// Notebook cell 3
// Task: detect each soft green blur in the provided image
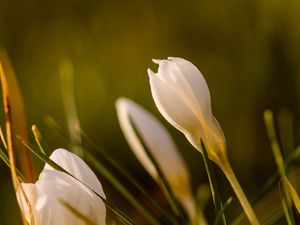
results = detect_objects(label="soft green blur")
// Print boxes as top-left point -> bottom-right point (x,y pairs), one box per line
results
0,0 -> 300,224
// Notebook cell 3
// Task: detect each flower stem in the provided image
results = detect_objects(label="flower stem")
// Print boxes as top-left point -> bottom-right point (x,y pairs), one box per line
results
220,162 -> 260,225
201,141 -> 227,225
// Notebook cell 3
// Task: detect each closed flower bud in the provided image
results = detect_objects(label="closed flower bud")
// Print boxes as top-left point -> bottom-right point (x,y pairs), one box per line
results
17,148 -> 106,225
148,57 -> 226,164
116,98 -> 199,221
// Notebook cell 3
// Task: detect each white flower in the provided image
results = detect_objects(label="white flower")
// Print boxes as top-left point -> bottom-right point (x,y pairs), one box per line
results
115,98 -> 197,221
148,57 -> 226,164
17,148 -> 106,225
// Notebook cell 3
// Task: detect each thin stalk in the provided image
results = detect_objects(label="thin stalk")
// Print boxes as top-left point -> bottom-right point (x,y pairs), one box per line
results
232,145 -> 300,225
264,110 -> 295,224
279,180 -> 294,225
77,127 -> 179,224
62,201 -> 98,225
213,197 -> 232,225
0,148 -> 26,182
59,59 -> 83,156
0,61 -> 33,225
32,125 -> 46,154
85,151 -> 162,225
45,117 -> 178,224
200,141 -> 227,225
220,162 -> 260,225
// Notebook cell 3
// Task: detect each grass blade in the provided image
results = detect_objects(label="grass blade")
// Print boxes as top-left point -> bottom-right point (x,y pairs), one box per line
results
213,197 -> 232,225
279,180 -> 294,225
59,59 -> 83,156
77,127 -> 178,224
32,125 -> 47,155
264,110 -> 295,224
0,148 -> 26,182
283,178 -> 300,214
0,54 -> 34,225
61,201 -> 98,225
85,151 -> 162,225
0,49 -> 35,181
200,140 -> 227,225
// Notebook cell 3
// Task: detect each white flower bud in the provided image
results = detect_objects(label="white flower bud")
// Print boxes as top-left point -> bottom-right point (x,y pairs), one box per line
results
116,98 -> 197,220
148,57 -> 226,164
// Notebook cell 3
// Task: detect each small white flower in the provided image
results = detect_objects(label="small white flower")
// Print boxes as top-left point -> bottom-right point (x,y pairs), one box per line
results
148,57 -> 226,164
115,98 -> 198,221
17,148 -> 106,225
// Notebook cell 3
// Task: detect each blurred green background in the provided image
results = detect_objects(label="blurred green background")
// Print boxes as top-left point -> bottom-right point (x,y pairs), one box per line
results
0,0 -> 300,224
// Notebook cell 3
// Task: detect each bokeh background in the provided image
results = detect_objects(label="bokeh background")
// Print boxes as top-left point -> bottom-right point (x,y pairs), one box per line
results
0,0 -> 300,224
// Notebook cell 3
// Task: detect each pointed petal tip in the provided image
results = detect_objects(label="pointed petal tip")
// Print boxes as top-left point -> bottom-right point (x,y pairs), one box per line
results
147,68 -> 155,78
115,97 -> 127,106
115,97 -> 133,112
167,56 -> 184,63
152,59 -> 161,64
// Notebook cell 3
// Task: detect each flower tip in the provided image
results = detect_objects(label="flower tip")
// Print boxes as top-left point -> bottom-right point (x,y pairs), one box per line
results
115,97 -> 126,105
115,97 -> 131,112
51,148 -> 69,157
152,59 -> 161,64
147,68 -> 155,78
167,56 -> 184,63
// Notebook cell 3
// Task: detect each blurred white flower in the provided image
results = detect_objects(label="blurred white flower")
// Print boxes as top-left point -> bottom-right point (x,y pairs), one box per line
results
116,98 -> 202,223
17,148 -> 106,225
148,57 -> 226,164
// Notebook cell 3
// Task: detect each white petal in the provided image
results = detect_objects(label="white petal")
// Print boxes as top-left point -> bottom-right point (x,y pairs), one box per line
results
147,68 -> 156,78
116,98 -> 187,181
152,59 -> 162,64
116,98 -> 158,178
18,149 -> 106,225
158,58 -> 212,117
35,170 -> 106,225
44,148 -> 105,197
149,73 -> 203,140
116,98 -> 195,218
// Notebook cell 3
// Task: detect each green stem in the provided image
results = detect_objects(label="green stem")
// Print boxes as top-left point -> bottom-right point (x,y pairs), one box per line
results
220,162 -> 260,225
201,141 -> 227,225
85,152 -> 162,225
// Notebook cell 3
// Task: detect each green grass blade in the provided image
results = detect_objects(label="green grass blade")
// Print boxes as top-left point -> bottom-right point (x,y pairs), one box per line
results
77,127 -> 178,224
213,197 -> 232,225
0,148 -> 26,182
232,145 -> 300,225
32,125 -> 47,155
264,110 -> 295,224
283,178 -> 300,214
264,110 -> 285,176
59,59 -> 83,156
85,151 -> 162,225
200,140 -> 227,225
261,207 -> 283,225
61,201 -> 98,225
252,145 -> 300,203
279,180 -> 294,225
